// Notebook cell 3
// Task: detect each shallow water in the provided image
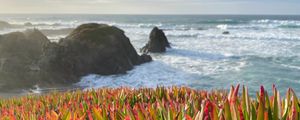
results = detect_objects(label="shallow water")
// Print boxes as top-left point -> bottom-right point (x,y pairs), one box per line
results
1,14 -> 300,96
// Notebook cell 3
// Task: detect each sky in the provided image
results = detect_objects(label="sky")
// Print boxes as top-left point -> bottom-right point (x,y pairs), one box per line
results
0,0 -> 299,15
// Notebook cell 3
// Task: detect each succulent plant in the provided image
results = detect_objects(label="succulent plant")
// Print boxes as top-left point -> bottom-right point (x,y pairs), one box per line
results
0,85 -> 299,120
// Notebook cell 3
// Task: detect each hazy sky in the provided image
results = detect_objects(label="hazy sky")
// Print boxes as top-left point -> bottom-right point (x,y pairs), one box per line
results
0,0 -> 299,15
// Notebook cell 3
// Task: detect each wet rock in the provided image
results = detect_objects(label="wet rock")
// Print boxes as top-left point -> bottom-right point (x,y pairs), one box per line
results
139,54 -> 152,63
0,23 -> 153,91
141,27 -> 170,53
222,31 -> 230,35
41,23 -> 152,82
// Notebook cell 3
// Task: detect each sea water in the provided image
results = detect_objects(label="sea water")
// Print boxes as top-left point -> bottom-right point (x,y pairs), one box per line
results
1,14 -> 300,95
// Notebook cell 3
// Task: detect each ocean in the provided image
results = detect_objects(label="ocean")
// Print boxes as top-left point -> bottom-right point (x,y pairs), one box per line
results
1,14 -> 300,96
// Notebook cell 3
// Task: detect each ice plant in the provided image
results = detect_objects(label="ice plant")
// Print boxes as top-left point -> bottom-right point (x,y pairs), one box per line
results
0,85 -> 299,120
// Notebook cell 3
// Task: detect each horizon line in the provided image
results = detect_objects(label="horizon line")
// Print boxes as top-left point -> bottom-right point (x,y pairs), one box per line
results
1,13 -> 300,16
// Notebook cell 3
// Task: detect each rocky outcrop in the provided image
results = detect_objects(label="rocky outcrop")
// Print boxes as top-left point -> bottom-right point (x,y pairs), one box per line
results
0,20 -> 24,30
222,31 -> 230,35
0,29 -> 51,90
141,27 -> 170,53
24,22 -> 33,26
0,21 -> 12,29
40,23 -> 152,82
0,29 -> 49,72
0,23 -> 152,90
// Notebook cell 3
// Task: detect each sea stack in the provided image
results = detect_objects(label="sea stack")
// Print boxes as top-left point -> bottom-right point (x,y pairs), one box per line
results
41,23 -> 152,82
141,27 -> 170,53
222,31 -> 230,35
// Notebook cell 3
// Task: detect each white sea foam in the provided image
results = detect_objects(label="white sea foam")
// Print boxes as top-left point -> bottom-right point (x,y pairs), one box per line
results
216,24 -> 228,30
77,61 -> 191,89
281,64 -> 300,70
1,15 -> 300,94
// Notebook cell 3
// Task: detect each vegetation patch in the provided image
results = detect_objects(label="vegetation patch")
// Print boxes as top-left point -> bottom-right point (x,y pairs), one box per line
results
0,85 -> 299,120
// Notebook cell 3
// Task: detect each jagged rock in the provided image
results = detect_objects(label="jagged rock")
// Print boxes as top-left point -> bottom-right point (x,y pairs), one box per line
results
139,54 -> 152,63
141,27 -> 170,53
222,31 -> 230,35
0,29 -> 51,90
0,23 -> 153,91
40,23 -> 152,82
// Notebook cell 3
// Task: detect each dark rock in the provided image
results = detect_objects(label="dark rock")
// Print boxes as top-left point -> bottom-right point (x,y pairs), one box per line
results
222,31 -> 230,35
141,27 -> 170,53
40,23 -> 152,82
139,54 -> 152,63
0,23 -> 152,91
0,29 -> 50,72
24,22 -> 33,26
0,21 -> 12,29
0,29 -> 51,90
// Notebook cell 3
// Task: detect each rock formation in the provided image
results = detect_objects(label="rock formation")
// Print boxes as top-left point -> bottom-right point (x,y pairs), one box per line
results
0,23 -> 152,90
0,29 -> 49,72
222,31 -> 230,35
41,23 -> 152,82
141,27 -> 170,53
24,22 -> 33,26
0,21 -> 12,29
0,20 -> 24,30
0,29 -> 50,90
